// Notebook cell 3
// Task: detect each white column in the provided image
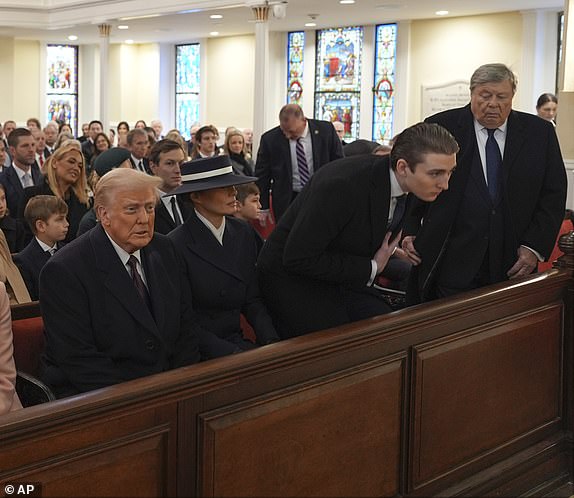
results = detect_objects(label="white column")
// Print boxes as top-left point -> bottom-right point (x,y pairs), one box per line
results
248,2 -> 270,157
393,20 -> 411,135
98,23 -> 111,130
519,10 -> 560,113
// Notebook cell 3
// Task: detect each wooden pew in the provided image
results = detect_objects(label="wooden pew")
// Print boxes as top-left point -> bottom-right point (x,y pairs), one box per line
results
0,245 -> 573,496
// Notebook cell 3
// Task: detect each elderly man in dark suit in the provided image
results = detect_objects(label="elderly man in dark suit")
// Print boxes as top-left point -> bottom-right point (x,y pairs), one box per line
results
258,123 -> 459,338
402,63 -> 567,304
39,168 -> 200,397
255,104 -> 343,223
149,139 -> 191,235
0,128 -> 43,217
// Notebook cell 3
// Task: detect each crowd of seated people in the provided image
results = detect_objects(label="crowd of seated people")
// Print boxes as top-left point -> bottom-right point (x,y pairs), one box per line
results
0,85 -> 567,412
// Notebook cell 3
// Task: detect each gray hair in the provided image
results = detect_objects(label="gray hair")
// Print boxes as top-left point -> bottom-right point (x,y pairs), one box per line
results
470,63 -> 517,93
94,168 -> 161,210
126,127 -> 148,146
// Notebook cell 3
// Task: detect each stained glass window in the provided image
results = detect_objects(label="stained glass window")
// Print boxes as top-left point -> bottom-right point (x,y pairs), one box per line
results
46,45 -> 78,135
176,44 -> 200,140
314,26 -> 363,141
287,31 -> 305,104
372,24 -> 397,143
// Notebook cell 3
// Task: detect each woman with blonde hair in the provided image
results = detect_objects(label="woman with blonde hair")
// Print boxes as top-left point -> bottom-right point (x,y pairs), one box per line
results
223,128 -> 254,176
20,142 -> 91,242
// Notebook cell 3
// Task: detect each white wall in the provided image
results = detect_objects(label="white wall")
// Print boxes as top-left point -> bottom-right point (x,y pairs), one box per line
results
205,34 -> 255,130
407,12 -> 524,125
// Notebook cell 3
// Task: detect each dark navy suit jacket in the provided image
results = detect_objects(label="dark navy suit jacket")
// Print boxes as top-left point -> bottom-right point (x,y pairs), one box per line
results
14,238 -> 64,301
169,212 -> 278,359
39,225 -> 201,395
0,164 -> 42,218
255,119 -> 343,221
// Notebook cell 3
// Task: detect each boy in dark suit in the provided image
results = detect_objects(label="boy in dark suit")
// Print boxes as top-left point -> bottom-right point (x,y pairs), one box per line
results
14,195 -> 68,301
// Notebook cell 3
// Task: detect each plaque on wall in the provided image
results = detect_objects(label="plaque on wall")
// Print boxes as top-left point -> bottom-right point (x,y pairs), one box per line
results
421,81 -> 469,119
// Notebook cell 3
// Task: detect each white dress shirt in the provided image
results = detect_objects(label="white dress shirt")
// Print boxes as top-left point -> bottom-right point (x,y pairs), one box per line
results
104,230 -> 148,287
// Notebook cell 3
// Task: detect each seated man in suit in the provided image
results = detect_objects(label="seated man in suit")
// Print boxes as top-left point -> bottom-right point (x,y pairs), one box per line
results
15,195 -> 68,301
257,122 -> 459,338
149,139 -> 190,234
39,168 -> 201,397
80,120 -> 103,166
127,128 -> 152,174
0,128 -> 43,217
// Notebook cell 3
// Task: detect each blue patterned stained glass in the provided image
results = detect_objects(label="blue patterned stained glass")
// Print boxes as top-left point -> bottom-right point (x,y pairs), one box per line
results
287,31 -> 305,104
46,45 -> 78,135
176,44 -> 200,139
372,24 -> 397,143
314,26 -> 363,141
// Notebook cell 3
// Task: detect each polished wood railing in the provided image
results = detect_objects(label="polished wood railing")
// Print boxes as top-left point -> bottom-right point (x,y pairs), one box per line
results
0,236 -> 573,497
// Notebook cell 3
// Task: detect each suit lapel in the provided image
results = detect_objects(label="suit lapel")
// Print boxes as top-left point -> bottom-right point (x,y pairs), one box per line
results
8,168 -> 23,195
501,111 -> 526,186
308,120 -> 321,170
370,156 -> 391,253
141,244 -> 167,341
185,213 -> 244,281
156,201 -> 175,231
91,226 -> 161,339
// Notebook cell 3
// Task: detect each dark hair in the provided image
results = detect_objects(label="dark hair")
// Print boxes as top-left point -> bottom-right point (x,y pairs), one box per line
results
390,122 -> 459,171
26,117 -> 42,129
149,139 -> 184,166
191,125 -> 219,158
235,182 -> 260,203
58,122 -> 73,135
135,120 -> 147,128
89,120 -> 103,130
24,195 -> 68,234
536,93 -> 558,109
7,127 -> 32,148
117,121 -> 130,133
93,132 -> 111,151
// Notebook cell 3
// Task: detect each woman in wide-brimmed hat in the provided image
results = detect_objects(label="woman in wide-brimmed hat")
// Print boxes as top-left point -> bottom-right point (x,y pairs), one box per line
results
168,155 -> 279,359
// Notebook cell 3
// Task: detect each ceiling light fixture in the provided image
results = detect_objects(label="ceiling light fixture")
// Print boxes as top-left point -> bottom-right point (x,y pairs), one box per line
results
305,22 -> 316,27
125,39 -> 134,44
340,0 -> 356,4
117,25 -> 129,30
210,14 -> 223,19
210,31 -> 219,36
435,10 -> 449,16
68,35 -> 78,41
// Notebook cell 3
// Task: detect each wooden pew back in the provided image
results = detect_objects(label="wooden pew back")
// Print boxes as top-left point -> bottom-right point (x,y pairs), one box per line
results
0,268 -> 572,497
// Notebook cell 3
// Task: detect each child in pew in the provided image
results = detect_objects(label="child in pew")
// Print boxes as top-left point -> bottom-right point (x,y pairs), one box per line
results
233,182 -> 264,254
14,196 -> 68,301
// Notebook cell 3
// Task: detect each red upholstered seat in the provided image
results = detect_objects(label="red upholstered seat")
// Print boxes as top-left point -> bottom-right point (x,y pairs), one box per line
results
12,316 -> 45,377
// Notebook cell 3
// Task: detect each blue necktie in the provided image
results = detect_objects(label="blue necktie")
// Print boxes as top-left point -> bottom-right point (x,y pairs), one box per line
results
485,128 -> 501,201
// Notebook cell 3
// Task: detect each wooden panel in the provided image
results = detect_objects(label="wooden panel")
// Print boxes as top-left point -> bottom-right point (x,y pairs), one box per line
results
410,306 -> 563,489
0,405 -> 177,497
199,357 -> 405,497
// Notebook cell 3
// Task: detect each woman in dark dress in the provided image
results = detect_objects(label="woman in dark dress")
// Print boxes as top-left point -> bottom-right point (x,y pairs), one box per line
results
20,142 -> 91,243
168,156 -> 279,360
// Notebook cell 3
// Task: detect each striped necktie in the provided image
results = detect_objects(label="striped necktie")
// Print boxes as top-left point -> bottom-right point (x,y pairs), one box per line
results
296,138 -> 310,186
